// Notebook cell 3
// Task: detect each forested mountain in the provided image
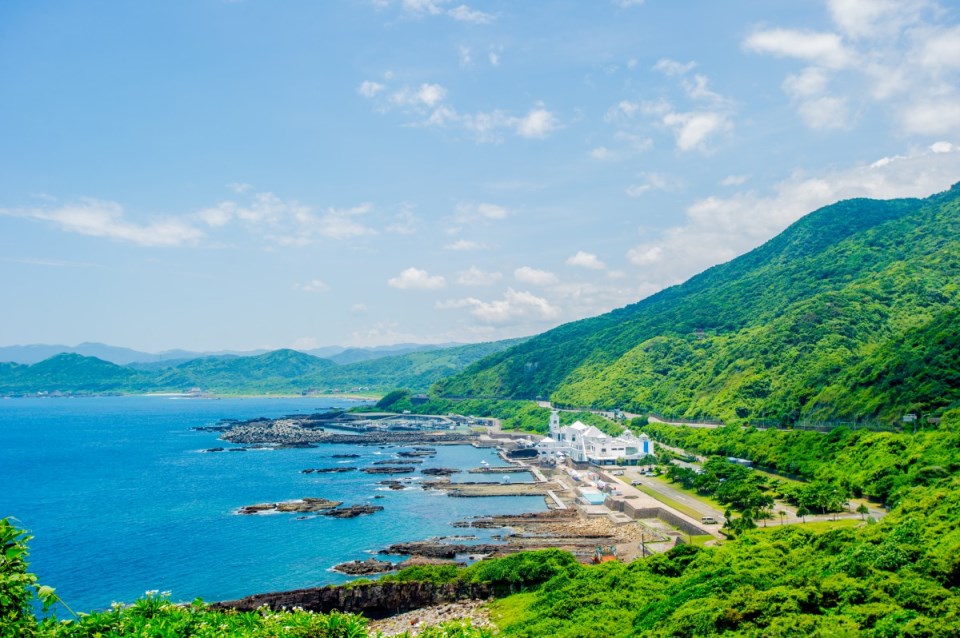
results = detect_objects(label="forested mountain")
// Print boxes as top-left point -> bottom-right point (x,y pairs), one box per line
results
0,340 -> 525,395
436,185 -> 960,423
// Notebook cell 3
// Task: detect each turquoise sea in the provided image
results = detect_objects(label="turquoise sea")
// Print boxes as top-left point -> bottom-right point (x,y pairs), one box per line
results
0,396 -> 546,613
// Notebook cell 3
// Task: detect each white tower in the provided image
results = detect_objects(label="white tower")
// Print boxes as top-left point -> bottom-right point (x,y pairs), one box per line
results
549,410 -> 560,439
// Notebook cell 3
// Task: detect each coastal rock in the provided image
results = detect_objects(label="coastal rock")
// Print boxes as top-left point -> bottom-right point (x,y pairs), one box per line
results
204,447 -> 225,452
373,458 -> 423,465
321,504 -> 385,518
362,466 -> 417,474
379,541 -> 504,560
331,454 -> 361,458
379,481 -> 409,491
301,467 -> 357,474
397,449 -> 436,458
238,498 -> 342,515
333,558 -> 397,575
421,468 -> 460,476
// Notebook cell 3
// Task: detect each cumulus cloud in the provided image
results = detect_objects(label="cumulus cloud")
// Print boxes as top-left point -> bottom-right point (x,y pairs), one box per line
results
567,251 -> 606,270
3,198 -> 204,247
358,81 -> 385,98
297,279 -> 330,292
448,4 -> 494,24
626,172 -> 673,197
360,75 -> 559,142
514,107 -> 560,139
453,201 -> 510,223
437,288 -> 559,323
514,266 -> 558,286
743,29 -> 855,69
444,239 -> 487,251
388,267 -> 446,290
457,266 -> 503,286
662,111 -> 732,152
745,4 -> 960,137
653,58 -> 696,77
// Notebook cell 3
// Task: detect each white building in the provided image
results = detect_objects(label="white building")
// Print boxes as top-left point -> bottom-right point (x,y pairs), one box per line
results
535,411 -> 655,466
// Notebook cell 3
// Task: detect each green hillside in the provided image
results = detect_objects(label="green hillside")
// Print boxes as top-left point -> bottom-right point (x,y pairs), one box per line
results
436,185 -> 960,423
0,340 -> 525,395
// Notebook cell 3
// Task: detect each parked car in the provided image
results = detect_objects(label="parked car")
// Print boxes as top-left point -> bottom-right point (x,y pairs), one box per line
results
701,516 -> 718,524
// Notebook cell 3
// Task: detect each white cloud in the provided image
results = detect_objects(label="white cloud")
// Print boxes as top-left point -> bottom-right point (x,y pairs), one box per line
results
901,99 -> 960,135
488,49 -> 500,66
514,266 -> 558,285
388,267 -> 446,290
351,303 -> 368,314
401,0 -> 446,15
721,175 -> 750,187
930,141 -> 955,153
783,67 -> 830,99
437,288 -> 559,323
444,239 -> 486,251
448,4 -> 494,24
454,201 -> 510,223
744,29 -> 856,69
386,206 -> 419,234
514,107 -> 560,139
4,198 -> 204,247
458,45 -> 472,66
310,203 -> 378,240
746,7 -> 960,137
590,146 -> 614,160
567,251 -> 606,270
626,172 -> 672,197
195,202 -> 235,227
392,83 -> 447,108
653,58 -> 696,77
662,110 -> 732,152
457,266 -> 503,286
297,279 -> 330,293
797,96 -> 851,130
228,182 -> 253,194
358,81 -> 385,98
827,0 -> 929,40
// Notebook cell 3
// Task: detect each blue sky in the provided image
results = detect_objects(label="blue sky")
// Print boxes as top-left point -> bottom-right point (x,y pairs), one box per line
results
2,0 -> 959,352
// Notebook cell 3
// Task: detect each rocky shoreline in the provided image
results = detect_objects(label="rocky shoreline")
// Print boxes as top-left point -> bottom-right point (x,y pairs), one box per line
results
213,416 -> 477,447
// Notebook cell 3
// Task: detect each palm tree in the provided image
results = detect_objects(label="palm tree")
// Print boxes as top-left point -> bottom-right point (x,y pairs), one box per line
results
796,504 -> 810,524
778,510 -> 786,526
856,503 -> 869,520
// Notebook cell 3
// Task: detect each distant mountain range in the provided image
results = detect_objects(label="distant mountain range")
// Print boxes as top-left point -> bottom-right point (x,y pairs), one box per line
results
0,340 -> 523,395
437,184 -> 960,423
0,341 -> 464,367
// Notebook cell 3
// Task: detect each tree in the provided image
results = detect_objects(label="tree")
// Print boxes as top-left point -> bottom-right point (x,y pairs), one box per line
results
856,503 -> 869,520
779,510 -> 787,526
796,504 -> 810,523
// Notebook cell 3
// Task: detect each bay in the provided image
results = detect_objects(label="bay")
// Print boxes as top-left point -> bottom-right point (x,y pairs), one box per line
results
0,396 -> 546,613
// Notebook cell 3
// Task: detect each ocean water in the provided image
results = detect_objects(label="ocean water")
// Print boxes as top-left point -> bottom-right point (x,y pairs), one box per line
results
0,396 -> 546,613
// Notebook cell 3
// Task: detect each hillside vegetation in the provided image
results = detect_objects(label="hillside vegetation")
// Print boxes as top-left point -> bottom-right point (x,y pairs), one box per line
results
0,340 -> 524,396
436,185 -> 960,423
